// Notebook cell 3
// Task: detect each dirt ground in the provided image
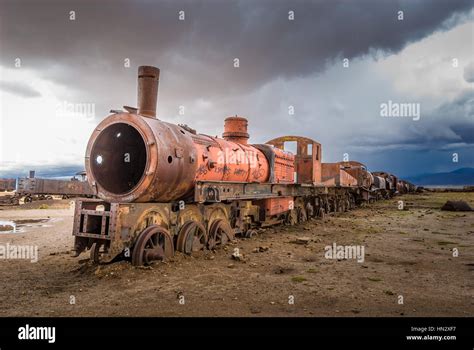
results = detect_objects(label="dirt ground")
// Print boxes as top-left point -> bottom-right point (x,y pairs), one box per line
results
0,192 -> 473,317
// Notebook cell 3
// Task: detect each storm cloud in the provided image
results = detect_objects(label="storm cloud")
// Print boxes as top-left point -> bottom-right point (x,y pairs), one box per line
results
0,0 -> 473,177
1,0 -> 472,100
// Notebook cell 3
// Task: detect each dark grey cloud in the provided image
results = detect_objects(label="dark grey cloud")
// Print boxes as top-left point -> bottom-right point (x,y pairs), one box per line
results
0,0 -> 473,178
0,80 -> 41,98
0,0 -> 472,100
1,1 -> 471,138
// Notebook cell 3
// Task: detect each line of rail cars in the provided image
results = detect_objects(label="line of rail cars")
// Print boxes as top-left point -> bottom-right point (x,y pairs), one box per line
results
0,171 -> 95,205
0,178 -> 18,205
71,66 -> 416,266
0,178 -> 16,192
17,171 -> 94,202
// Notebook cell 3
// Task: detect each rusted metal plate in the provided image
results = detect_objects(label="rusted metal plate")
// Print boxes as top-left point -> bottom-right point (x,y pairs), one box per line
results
258,197 -> 293,216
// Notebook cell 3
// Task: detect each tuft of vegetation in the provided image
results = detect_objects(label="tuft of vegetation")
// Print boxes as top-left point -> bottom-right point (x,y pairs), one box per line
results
437,241 -> 457,246
367,277 -> 382,282
39,204 -> 49,209
291,276 -> 307,283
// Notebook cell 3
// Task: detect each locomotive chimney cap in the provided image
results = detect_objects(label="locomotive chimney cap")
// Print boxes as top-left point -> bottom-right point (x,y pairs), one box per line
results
138,65 -> 160,77
224,115 -> 247,121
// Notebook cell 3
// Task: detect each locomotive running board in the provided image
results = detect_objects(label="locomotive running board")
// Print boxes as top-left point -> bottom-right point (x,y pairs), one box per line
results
194,181 -> 354,203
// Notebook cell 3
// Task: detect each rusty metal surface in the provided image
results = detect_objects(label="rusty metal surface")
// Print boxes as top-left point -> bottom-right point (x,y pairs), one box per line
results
193,133 -> 270,183
272,147 -> 295,183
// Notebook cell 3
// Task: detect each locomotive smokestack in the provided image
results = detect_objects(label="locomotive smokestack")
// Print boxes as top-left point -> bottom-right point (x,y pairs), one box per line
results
137,65 -> 160,118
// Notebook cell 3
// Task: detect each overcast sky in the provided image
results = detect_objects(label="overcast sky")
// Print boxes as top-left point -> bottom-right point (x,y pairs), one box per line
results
0,0 -> 473,178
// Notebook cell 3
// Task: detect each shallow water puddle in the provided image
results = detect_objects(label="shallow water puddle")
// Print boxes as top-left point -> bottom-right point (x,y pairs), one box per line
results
0,219 -> 51,233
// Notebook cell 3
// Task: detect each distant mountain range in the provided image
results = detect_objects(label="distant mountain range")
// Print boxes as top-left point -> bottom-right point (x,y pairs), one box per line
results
405,167 -> 474,186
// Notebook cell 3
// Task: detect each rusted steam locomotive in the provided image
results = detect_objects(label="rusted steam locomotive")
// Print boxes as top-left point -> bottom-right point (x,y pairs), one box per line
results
71,66 -> 415,265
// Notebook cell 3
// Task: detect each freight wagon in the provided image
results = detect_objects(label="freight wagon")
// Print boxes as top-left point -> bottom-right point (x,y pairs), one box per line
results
18,171 -> 94,202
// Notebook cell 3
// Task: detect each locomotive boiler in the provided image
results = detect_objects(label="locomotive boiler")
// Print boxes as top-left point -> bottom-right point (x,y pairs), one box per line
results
71,65 -> 416,266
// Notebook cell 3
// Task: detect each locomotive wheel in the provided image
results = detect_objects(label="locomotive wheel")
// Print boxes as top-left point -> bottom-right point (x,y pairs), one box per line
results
207,219 -> 234,250
325,201 -> 330,214
305,203 -> 315,218
286,210 -> 298,225
132,225 -> 174,266
24,196 -> 32,203
297,206 -> 308,223
90,241 -> 109,264
318,207 -> 326,219
244,229 -> 258,238
46,195 -> 53,200
176,221 -> 207,254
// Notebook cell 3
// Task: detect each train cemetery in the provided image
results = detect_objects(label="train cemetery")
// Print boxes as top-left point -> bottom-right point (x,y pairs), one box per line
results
0,191 -> 472,316
0,66 -> 473,316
